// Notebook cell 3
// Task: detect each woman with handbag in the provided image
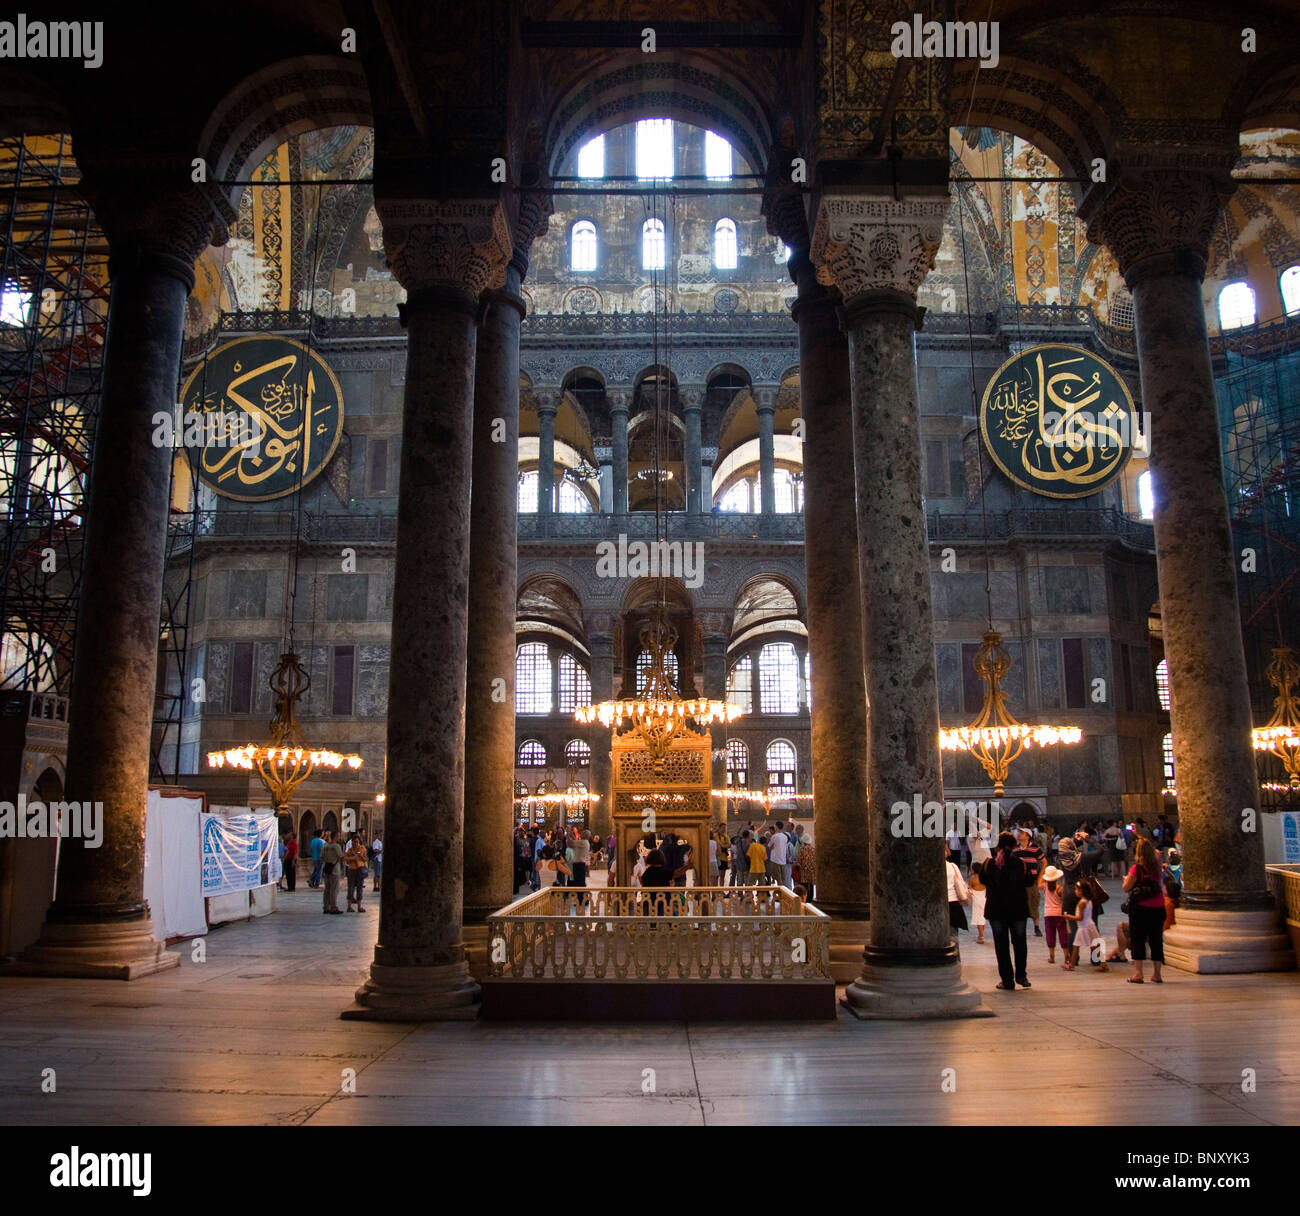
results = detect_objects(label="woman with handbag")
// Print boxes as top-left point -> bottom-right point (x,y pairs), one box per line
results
946,855 -> 970,933
1123,837 -> 1166,983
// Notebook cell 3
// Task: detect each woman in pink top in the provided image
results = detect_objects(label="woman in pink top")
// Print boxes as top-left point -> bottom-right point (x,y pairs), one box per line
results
1123,837 -> 1166,983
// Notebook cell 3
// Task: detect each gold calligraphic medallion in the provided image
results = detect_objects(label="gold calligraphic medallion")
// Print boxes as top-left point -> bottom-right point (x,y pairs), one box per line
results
979,344 -> 1140,499
179,336 -> 344,502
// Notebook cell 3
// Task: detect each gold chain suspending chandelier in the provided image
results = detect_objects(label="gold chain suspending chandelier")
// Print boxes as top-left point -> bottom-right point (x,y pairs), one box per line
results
575,182 -> 740,761
1253,645 -> 1300,790
205,242 -> 361,810
939,188 -> 1082,795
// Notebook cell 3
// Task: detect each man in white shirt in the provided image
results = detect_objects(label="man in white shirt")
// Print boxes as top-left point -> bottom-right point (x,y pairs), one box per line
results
970,825 -> 993,866
768,821 -> 792,888
946,825 -> 964,867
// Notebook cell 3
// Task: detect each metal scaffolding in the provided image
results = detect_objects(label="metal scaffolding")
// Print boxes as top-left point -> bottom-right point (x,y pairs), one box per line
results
0,134 -> 106,695
1217,324 -> 1300,807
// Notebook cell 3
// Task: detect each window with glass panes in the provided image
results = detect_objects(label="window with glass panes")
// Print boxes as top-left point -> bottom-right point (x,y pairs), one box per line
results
642,217 -> 665,270
515,642 -> 552,713
766,740 -> 796,793
1162,733 -> 1175,786
557,652 -> 591,712
571,220 -> 597,271
518,739 -> 547,766
726,655 -> 753,713
758,642 -> 799,714
565,738 -> 592,766
636,118 -> 673,179
726,738 -> 748,787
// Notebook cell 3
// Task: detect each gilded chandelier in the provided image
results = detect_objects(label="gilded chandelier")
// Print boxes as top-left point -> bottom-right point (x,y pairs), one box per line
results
575,618 -> 741,762
939,630 -> 1082,796
1253,645 -> 1300,790
207,650 -> 363,811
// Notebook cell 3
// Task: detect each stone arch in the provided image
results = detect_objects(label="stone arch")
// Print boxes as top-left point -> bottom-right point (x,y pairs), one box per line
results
297,808 -> 317,856
322,809 -> 339,836
545,51 -> 775,180
197,55 -> 372,213
948,52 -> 1118,195
518,573 -> 588,650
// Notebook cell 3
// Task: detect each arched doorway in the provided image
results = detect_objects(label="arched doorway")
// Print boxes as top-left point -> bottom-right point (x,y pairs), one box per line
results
323,809 -> 338,837
297,809 -> 317,856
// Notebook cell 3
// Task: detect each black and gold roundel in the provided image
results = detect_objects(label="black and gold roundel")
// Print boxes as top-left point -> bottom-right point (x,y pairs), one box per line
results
178,336 -> 344,502
979,344 -> 1139,499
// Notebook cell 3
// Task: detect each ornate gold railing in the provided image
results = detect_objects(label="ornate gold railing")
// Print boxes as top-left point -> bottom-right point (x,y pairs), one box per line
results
486,886 -> 831,983
1266,864 -> 1300,925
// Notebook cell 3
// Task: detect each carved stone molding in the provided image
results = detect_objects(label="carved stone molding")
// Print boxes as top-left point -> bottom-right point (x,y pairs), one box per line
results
754,386 -> 779,412
810,194 -> 951,302
1081,168 -> 1236,286
375,197 -> 511,296
701,445 -> 719,463
533,388 -> 560,414
763,179 -> 810,251
513,188 -> 554,264
608,390 -> 631,413
681,387 -> 704,410
81,171 -> 229,289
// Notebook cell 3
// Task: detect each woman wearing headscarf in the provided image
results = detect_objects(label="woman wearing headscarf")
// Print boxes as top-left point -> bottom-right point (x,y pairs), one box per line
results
981,831 -> 1035,990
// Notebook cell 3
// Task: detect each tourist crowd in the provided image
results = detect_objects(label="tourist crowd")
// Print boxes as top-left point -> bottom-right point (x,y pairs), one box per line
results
945,816 -> 1182,991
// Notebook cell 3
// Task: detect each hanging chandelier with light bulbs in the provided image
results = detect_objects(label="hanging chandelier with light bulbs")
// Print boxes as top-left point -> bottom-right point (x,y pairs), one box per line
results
208,649 -> 363,812
1253,645 -> 1300,790
939,631 -> 1082,796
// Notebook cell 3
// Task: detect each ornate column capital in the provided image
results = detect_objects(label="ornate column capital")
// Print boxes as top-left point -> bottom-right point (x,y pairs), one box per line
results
701,445 -> 718,464
79,164 -> 230,291
763,177 -> 810,253
375,196 -> 511,304
681,387 -> 704,411
510,177 -> 554,279
593,442 -> 613,463
533,387 -> 560,416
1081,166 -> 1235,288
608,390 -> 631,414
754,386 -> 779,413
810,193 -> 951,303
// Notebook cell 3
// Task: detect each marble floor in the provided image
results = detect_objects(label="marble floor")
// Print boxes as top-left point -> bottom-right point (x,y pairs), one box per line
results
0,881 -> 1297,1125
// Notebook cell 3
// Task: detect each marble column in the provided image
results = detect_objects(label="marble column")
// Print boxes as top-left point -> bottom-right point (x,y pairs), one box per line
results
1084,168 -> 1292,972
463,244 -> 529,924
700,445 -> 717,513
536,390 -> 558,515
610,392 -> 630,516
587,627 -> 615,842
594,441 -> 613,513
702,632 -> 729,808
682,387 -> 704,513
790,251 -> 870,918
8,179 -> 221,980
345,197 -> 511,1020
755,387 -> 777,515
812,194 -> 985,1017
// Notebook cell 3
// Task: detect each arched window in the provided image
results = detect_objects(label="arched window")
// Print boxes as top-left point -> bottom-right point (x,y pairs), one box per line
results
1137,469 -> 1155,520
642,218 -> 665,270
577,134 -> 604,179
515,643 -> 552,714
726,738 -> 748,788
1281,266 -> 1300,316
518,739 -> 548,767
636,645 -> 678,694
714,218 -> 737,269
565,738 -> 592,766
726,655 -> 753,714
705,131 -> 732,180
557,653 -> 591,712
1155,658 -> 1170,711
636,118 -> 673,180
571,220 -> 597,272
1218,281 -> 1256,330
1162,733 -> 1175,788
765,740 -> 797,794
556,479 -> 593,514
758,642 -> 800,714
804,651 -> 812,710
